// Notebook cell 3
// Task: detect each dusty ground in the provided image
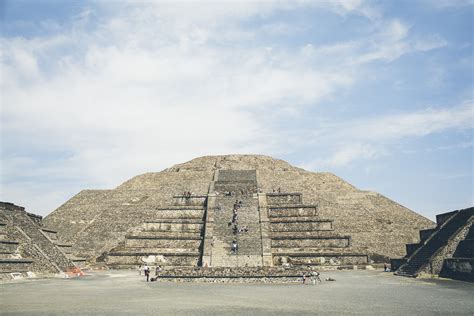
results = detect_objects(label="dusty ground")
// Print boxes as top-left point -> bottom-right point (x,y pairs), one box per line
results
1,270 -> 473,315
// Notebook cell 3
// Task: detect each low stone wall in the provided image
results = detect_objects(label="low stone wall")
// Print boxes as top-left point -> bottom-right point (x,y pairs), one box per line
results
107,253 -> 199,266
440,258 -> 474,282
273,253 -> 368,266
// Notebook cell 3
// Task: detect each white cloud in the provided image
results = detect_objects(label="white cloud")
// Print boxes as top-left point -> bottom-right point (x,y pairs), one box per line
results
413,34 -> 448,51
0,1 -> 463,215
302,102 -> 474,169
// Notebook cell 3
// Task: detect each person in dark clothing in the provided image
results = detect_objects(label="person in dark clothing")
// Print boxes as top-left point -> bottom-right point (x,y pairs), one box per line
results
144,265 -> 150,282
231,240 -> 238,253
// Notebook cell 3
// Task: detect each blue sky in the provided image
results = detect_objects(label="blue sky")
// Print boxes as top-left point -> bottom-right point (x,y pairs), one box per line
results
1,0 -> 473,219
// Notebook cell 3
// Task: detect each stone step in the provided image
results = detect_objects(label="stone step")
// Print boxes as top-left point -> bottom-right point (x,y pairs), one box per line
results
268,206 -> 318,218
272,252 -> 368,266
125,238 -> 201,248
270,221 -> 333,232
419,228 -> 437,243
270,217 -> 331,223
405,243 -> 421,257
109,249 -> 200,256
0,240 -> 19,252
149,212 -> 205,220
41,228 -> 58,234
0,251 -> 20,259
272,247 -> 359,253
453,239 -> 474,257
270,231 -> 336,238
142,222 -> 203,232
266,193 -> 302,206
145,219 -> 204,224
107,254 -> 199,267
140,228 -> 202,234
128,231 -> 202,238
210,255 -> 263,268
272,237 -> 350,248
126,235 -> 202,240
172,196 -> 207,207
57,244 -> 73,254
0,258 -> 34,273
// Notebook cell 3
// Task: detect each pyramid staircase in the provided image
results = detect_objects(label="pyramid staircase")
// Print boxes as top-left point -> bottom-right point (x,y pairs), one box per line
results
206,170 -> 262,267
394,207 -> 474,278
102,170 -> 370,279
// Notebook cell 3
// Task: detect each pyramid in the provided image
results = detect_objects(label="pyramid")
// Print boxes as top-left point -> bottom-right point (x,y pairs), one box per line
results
44,155 -> 434,268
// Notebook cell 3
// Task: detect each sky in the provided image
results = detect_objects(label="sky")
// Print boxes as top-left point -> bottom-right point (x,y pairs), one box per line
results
0,0 -> 473,220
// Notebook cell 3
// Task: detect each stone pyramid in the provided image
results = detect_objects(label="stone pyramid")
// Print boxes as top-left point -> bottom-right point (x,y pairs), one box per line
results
44,155 -> 434,268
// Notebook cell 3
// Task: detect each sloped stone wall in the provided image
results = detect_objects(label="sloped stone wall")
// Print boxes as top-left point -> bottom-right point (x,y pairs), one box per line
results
0,202 -> 76,275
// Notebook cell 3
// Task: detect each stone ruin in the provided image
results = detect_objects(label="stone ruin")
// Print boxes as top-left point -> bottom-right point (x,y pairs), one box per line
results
41,155 -> 434,279
392,207 -> 473,282
0,202 -> 85,280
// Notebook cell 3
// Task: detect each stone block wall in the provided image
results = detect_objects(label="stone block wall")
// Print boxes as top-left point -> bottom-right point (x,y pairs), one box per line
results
393,207 -> 473,281
105,204 -> 206,268
264,192 -> 368,266
0,202 -> 79,279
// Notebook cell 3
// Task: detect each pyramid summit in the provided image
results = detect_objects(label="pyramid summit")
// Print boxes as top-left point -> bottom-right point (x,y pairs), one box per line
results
43,154 -> 434,268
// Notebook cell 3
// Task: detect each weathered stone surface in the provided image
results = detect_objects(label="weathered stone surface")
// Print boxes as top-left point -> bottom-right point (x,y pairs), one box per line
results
0,202 -> 82,279
393,207 -> 473,281
44,155 -> 434,264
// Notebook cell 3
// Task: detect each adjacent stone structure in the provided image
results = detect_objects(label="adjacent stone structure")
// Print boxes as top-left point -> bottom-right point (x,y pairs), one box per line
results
392,207 -> 473,282
44,155 -> 434,271
0,202 -> 84,280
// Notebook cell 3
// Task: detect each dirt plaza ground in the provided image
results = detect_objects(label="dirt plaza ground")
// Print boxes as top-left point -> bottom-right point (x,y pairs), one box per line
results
1,269 -> 473,315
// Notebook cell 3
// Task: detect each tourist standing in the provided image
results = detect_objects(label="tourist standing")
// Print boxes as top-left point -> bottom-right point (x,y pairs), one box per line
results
144,265 -> 150,282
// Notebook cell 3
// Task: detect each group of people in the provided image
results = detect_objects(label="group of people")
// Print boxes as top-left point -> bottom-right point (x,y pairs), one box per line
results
138,265 -> 163,282
228,200 -> 242,226
229,200 -> 248,254
302,270 -> 322,285
182,191 -> 193,198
